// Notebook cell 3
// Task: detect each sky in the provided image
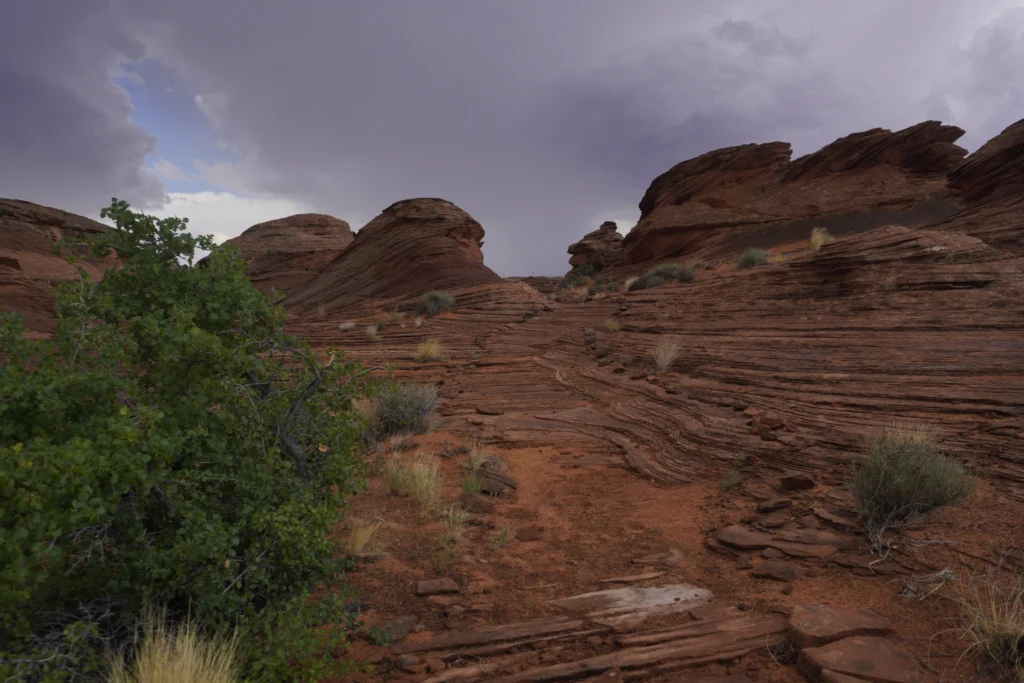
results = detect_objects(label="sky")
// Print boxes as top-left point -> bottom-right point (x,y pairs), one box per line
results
2,1 -> 1023,276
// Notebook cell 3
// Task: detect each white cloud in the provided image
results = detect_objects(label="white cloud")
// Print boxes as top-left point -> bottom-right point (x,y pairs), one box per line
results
153,158 -> 193,182
148,191 -> 310,247
194,93 -> 230,130
126,70 -> 146,86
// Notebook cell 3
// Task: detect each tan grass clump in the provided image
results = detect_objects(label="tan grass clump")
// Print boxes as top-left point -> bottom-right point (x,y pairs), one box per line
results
652,337 -> 682,373
954,567 -> 1024,681
810,227 -> 836,250
345,518 -> 386,559
383,455 -> 441,513
415,339 -> 443,362
365,323 -> 380,341
107,610 -> 240,683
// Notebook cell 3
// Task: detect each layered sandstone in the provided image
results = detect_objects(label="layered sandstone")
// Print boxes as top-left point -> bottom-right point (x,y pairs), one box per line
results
623,121 -> 968,264
567,221 -> 623,270
0,198 -> 112,336
283,198 -> 501,314
220,213 -> 354,296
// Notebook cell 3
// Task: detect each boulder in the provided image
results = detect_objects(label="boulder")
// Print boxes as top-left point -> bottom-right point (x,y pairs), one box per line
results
752,559 -> 802,582
797,636 -> 920,683
622,121 -> 967,264
781,471 -> 816,490
568,221 -> 623,270
282,198 -> 501,314
789,604 -> 892,649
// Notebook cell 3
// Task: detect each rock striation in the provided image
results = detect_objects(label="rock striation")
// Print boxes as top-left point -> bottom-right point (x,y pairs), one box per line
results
568,221 -> 623,270
220,213 -> 354,296
0,198 -> 112,336
283,198 -> 501,315
622,121 -> 968,264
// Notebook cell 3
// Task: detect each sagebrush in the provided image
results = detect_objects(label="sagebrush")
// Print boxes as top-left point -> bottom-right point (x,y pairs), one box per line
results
361,383 -> 440,444
737,247 -> 770,269
417,291 -> 456,317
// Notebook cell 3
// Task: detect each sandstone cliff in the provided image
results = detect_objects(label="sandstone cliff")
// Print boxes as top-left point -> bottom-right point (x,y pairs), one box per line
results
220,213 -> 354,296
282,198 -> 501,314
0,199 -> 112,336
623,121 -> 968,264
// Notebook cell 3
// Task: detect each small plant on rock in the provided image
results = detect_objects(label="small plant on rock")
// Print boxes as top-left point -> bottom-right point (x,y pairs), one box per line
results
652,337 -> 682,373
721,469 -> 743,491
954,566 -> 1024,681
629,263 -> 694,290
346,518 -> 386,560
365,322 -> 381,341
462,471 -> 482,495
810,227 -> 836,250
850,424 -> 975,552
415,339 -> 443,362
605,320 -> 620,333
339,321 -> 357,332
737,247 -> 770,269
417,291 -> 456,317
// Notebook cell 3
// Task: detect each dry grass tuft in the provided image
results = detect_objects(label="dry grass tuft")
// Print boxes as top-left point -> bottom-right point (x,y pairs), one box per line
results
954,566 -> 1024,681
365,323 -> 380,342
413,316 -> 425,328
107,610 -> 240,683
345,518 -> 386,559
415,339 -> 443,363
338,321 -> 357,332
652,337 -> 682,373
438,504 -> 469,548
810,227 -> 836,250
383,455 -> 441,514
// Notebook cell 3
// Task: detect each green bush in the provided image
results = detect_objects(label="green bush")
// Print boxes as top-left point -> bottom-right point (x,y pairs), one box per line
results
416,291 -> 456,317
628,263 -> 694,291
362,384 -> 440,444
737,247 -> 770,269
0,200 -> 372,681
850,425 -> 976,550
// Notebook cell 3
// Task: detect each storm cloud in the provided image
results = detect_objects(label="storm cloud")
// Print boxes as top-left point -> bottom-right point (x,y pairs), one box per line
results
3,0 -> 1023,275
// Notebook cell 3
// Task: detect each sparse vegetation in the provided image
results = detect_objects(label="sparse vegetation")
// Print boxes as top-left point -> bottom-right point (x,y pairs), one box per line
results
438,505 -> 470,548
462,472 -> 482,494
588,282 -> 621,295
954,567 -> 1024,681
339,321 -> 357,332
810,227 -> 836,250
584,329 -> 598,345
106,610 -> 241,683
417,291 -> 456,317
366,627 -> 391,647
414,316 -> 425,328
619,354 -> 635,367
346,518 -> 386,559
849,424 -> 975,551
652,337 -> 683,372
721,469 -> 743,491
415,339 -> 444,362
734,454 -> 753,468
629,263 -> 695,291
624,276 -> 639,291
595,343 -> 613,359
605,320 -> 621,333
489,527 -> 512,551
737,247 -> 770,269
365,322 -> 381,341
383,455 -> 442,513
360,383 -> 440,444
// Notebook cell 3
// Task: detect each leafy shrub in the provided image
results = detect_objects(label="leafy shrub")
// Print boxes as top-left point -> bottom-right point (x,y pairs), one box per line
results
0,200 -> 370,681
629,264 -> 694,291
810,227 -> 836,250
416,291 -> 456,317
362,384 -> 440,444
850,425 -> 975,550
737,247 -> 770,269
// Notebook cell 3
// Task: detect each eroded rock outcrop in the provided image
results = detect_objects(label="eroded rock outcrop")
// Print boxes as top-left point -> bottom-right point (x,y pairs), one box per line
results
623,121 -> 968,264
283,198 -> 501,314
0,199 -> 112,336
221,213 -> 354,296
567,221 -> 623,270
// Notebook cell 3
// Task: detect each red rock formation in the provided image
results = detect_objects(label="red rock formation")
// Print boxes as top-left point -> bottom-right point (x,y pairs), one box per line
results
220,213 -> 354,296
567,221 -> 624,270
282,198 -> 501,314
0,199 -> 112,336
623,121 -> 968,264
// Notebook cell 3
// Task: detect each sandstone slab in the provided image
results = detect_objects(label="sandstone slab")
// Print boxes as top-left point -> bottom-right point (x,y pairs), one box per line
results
417,578 -> 460,596
789,604 -> 892,649
797,636 -> 920,683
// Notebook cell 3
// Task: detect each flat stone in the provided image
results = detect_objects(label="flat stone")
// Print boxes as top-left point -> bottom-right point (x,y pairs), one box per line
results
424,657 -> 446,673
774,528 -> 852,547
478,470 -> 518,495
780,471 -> 816,490
736,554 -> 754,570
753,559 -> 803,582
424,595 -> 461,606
394,654 -> 422,672
758,497 -> 794,513
822,670 -> 874,683
417,578 -> 460,596
789,604 -> 893,649
763,547 -> 785,558
717,525 -> 774,550
460,493 -> 496,514
758,512 -> 790,528
382,615 -> 418,642
798,636 -> 920,683
633,547 -> 685,567
475,406 -> 504,416
516,525 -> 544,542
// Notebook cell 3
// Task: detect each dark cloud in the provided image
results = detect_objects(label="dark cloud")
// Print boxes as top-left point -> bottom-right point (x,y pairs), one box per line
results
4,1 -> 1024,274
0,0 -> 166,214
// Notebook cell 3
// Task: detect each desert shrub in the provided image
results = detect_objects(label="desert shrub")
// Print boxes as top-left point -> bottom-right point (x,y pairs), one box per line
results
810,227 -> 836,250
415,340 -> 443,362
629,274 -> 665,291
955,567 -> 1024,681
721,470 -> 743,491
629,263 -> 694,291
571,264 -> 597,278
0,200 -> 371,681
362,384 -> 440,444
416,291 -> 456,317
365,323 -> 380,341
737,247 -> 770,269
849,425 -> 975,550
652,337 -> 682,372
